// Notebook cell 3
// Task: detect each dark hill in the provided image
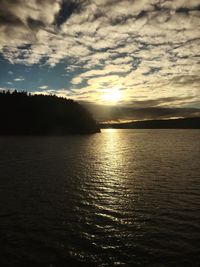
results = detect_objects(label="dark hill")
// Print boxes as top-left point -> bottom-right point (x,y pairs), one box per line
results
101,117 -> 200,129
0,91 -> 100,135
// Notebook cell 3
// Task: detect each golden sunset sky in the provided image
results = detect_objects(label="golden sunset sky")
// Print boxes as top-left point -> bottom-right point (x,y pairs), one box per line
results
0,0 -> 200,121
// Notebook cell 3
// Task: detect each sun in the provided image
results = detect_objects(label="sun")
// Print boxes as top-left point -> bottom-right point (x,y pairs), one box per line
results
101,87 -> 122,103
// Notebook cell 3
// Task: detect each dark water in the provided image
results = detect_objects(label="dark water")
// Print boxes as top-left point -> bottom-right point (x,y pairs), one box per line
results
0,130 -> 200,267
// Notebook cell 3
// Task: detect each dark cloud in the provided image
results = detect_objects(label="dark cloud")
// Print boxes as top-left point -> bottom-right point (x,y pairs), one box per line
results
0,0 -> 61,45
0,12 -> 23,27
27,17 -> 45,30
85,103 -> 200,122
127,96 -> 196,108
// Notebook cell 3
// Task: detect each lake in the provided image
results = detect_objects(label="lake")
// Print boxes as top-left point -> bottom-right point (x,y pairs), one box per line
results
0,129 -> 200,267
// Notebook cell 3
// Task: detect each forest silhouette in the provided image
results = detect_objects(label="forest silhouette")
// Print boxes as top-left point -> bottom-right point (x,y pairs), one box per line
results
0,91 -> 100,135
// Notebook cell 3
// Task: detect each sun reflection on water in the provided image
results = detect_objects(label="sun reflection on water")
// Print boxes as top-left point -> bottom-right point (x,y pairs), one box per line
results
88,130 -> 134,221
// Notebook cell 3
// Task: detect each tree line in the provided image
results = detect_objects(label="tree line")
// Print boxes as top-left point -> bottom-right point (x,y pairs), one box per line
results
0,90 -> 100,134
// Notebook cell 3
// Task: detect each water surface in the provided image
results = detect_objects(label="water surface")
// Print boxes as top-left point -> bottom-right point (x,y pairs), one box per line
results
0,130 -> 200,266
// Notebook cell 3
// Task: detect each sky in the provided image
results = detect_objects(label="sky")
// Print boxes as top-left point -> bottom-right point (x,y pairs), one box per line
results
0,0 -> 200,122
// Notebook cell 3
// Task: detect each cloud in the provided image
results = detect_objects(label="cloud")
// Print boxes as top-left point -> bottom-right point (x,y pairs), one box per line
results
0,0 -> 61,46
0,0 -> 199,116
14,76 -> 25,82
39,85 -> 48,90
71,63 -> 132,85
84,102 -> 200,122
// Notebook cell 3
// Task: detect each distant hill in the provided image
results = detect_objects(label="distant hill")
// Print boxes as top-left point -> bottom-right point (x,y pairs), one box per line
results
0,91 -> 100,135
100,117 -> 200,129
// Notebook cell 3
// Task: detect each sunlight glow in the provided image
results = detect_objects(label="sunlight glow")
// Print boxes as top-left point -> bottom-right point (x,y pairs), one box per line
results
101,87 -> 122,103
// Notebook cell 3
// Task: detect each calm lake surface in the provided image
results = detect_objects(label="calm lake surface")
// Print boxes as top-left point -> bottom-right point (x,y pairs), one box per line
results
0,129 -> 200,267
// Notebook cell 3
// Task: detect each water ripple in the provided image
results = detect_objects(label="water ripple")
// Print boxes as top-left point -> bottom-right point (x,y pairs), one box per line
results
0,130 -> 200,266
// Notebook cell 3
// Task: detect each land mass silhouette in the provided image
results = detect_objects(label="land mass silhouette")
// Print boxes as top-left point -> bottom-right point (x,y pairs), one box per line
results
100,117 -> 200,129
0,91 -> 100,135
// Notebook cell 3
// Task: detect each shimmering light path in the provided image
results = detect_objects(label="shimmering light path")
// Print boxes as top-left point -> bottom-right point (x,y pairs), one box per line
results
0,130 -> 200,266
